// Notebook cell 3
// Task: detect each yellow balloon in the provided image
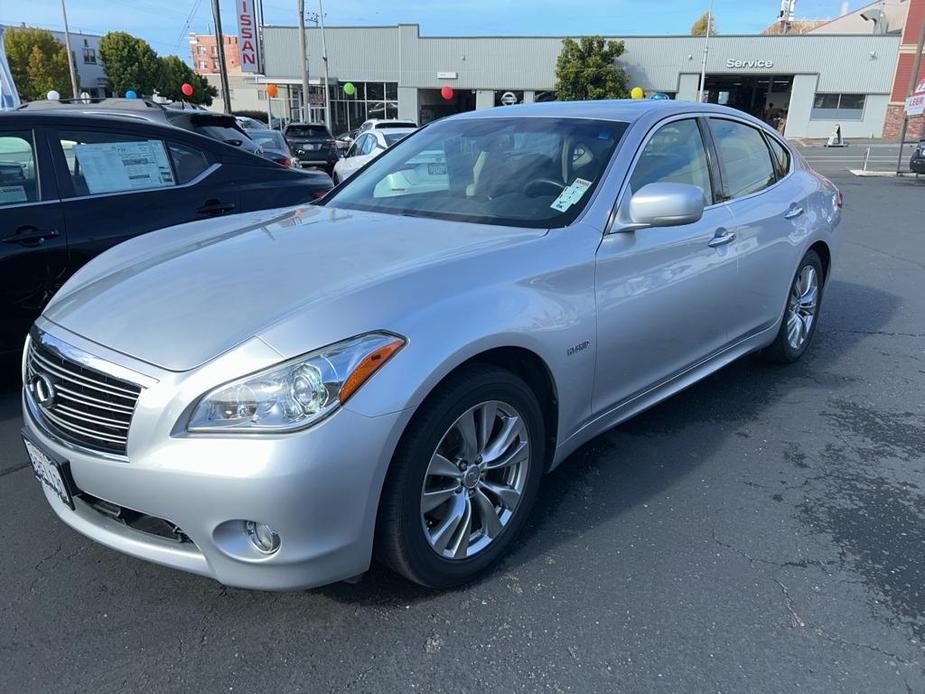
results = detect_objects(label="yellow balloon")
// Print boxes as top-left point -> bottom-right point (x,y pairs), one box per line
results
630,87 -> 644,100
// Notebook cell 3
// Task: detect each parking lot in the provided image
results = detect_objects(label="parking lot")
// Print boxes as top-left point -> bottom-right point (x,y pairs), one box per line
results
1,166 -> 923,693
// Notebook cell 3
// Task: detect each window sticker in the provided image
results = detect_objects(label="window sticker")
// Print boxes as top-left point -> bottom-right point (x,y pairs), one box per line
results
74,140 -> 175,194
550,177 -> 592,212
0,185 -> 27,204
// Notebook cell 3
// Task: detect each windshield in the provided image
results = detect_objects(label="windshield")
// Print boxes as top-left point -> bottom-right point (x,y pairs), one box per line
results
325,117 -> 627,228
287,125 -> 330,138
250,130 -> 288,150
383,131 -> 413,146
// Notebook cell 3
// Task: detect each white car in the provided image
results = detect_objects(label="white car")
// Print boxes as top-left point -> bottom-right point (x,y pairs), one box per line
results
332,127 -> 416,183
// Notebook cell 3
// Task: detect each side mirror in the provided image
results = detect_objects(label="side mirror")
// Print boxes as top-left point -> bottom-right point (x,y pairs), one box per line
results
626,182 -> 705,229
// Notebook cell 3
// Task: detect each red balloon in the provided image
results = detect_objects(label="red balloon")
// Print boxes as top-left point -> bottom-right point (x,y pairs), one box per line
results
440,85 -> 454,101
181,82 -> 194,97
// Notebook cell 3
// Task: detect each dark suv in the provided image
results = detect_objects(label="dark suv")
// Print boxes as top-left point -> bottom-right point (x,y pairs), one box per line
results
284,123 -> 339,173
911,138 -> 925,174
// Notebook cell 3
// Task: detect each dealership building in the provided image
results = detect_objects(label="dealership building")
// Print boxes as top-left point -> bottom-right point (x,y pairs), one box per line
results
232,0 -> 924,140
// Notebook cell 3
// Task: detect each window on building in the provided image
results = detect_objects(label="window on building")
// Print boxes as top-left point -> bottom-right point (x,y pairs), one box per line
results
811,93 -> 866,121
199,60 -> 208,69
82,47 -> 96,64
329,82 -> 400,137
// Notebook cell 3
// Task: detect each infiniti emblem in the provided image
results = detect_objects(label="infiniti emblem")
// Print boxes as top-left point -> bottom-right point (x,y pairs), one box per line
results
30,372 -> 56,408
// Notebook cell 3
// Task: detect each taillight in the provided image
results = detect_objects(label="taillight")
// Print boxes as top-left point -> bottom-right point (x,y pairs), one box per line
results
835,190 -> 843,208
274,157 -> 290,167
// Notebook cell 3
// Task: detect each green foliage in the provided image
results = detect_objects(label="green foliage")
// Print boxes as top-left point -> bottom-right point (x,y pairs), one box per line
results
554,36 -> 630,101
98,31 -> 161,96
4,27 -> 74,101
156,55 -> 217,106
691,12 -> 718,36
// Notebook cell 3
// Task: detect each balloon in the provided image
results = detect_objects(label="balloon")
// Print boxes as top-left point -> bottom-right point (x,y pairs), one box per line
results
440,85 -> 454,100
630,87 -> 644,100
125,90 -> 138,99
343,82 -> 355,96
46,90 -> 60,100
266,83 -> 278,98
650,92 -> 670,100
181,82 -> 194,97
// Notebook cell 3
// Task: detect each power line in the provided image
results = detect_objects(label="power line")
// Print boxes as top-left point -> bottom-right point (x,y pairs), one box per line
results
174,0 -> 206,54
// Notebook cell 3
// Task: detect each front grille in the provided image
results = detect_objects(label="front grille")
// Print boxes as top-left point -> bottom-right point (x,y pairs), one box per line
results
27,341 -> 141,455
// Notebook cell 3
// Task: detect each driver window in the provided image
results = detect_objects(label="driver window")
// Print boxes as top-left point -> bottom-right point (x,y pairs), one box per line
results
360,135 -> 377,156
346,136 -> 362,158
628,119 -> 712,203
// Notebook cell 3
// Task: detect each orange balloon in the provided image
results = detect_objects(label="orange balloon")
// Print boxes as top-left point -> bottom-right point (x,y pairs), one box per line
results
266,84 -> 278,98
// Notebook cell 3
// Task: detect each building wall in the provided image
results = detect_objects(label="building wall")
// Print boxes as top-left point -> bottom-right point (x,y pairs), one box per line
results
49,29 -> 108,96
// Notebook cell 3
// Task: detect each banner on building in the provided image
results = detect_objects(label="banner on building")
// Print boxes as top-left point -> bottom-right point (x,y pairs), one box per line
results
236,0 -> 261,73
905,78 -> 925,117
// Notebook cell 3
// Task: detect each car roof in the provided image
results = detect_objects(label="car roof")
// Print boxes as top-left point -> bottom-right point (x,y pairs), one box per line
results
449,99 -> 756,124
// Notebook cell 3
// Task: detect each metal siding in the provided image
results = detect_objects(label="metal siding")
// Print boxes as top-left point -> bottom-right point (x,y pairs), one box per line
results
263,26 -> 899,95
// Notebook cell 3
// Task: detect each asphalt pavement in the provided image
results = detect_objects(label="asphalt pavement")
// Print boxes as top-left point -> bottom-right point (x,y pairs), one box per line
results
1,172 -> 924,693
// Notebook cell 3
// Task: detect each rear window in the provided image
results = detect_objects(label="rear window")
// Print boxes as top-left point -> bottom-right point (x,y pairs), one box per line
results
287,125 -> 330,138
383,132 -> 411,146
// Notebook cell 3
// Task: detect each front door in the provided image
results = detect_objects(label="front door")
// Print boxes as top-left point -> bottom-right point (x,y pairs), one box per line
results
593,117 -> 738,414
0,128 -> 67,356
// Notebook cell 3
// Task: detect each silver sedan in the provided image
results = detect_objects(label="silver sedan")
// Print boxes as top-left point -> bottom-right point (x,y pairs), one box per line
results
21,100 -> 840,590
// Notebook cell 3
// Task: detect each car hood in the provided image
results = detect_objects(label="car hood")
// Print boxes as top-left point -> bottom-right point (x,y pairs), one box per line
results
43,205 -> 545,371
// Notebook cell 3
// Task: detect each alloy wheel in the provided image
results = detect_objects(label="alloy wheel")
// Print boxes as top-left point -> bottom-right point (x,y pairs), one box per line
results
420,400 -> 530,560
786,265 -> 818,350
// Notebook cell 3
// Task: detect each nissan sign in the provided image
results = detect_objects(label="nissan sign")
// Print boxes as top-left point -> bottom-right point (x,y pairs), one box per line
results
726,58 -> 774,69
237,0 -> 260,73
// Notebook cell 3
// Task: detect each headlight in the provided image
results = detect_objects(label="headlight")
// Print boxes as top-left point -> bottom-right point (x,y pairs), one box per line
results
186,332 -> 405,433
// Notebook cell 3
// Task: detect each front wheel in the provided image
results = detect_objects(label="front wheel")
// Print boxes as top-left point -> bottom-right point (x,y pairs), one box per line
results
375,365 -> 545,588
762,249 -> 824,363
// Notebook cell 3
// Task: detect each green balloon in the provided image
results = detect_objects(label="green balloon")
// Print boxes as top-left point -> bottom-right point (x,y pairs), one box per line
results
343,82 -> 356,96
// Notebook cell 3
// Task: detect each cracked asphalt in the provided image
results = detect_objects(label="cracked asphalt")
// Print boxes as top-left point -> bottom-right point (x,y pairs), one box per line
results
1,172 -> 924,693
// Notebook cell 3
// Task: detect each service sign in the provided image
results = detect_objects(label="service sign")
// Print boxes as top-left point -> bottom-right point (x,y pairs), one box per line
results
237,0 -> 260,73
905,78 -> 925,117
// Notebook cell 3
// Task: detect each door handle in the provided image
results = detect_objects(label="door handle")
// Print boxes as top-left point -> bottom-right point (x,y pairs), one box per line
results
707,229 -> 736,248
3,226 -> 60,245
196,200 -> 236,216
784,206 -> 804,219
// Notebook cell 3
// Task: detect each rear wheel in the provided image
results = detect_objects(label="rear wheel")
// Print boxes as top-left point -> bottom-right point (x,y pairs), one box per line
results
762,250 -> 824,363
375,365 -> 545,588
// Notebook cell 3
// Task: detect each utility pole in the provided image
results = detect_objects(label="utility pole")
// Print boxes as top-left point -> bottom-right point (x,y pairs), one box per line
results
298,0 -> 311,122
60,0 -> 79,99
896,17 -> 925,173
697,0 -> 713,102
318,0 -> 331,132
211,0 -> 232,113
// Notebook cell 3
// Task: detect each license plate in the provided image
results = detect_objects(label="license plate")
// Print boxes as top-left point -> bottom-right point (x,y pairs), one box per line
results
23,435 -> 74,509
305,143 -> 320,151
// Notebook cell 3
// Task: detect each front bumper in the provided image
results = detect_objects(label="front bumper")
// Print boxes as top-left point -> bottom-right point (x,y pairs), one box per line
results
22,324 -> 408,590
910,155 -> 925,174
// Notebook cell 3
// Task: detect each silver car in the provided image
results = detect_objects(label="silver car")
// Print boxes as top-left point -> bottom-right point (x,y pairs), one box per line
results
21,101 -> 841,590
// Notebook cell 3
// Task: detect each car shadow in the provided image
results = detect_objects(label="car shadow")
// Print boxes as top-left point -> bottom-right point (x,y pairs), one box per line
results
318,278 -> 900,604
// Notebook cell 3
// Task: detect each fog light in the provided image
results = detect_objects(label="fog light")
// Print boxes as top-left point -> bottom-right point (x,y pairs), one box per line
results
245,521 -> 280,554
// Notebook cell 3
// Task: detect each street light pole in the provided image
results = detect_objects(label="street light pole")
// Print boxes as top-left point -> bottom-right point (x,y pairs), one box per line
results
59,0 -> 80,99
896,17 -> 925,173
298,0 -> 311,122
697,0 -> 714,102
211,0 -> 232,114
318,0 -> 331,132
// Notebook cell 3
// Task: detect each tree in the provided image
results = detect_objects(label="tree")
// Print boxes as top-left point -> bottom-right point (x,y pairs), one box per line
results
554,36 -> 630,101
156,55 -> 217,106
98,31 -> 161,97
691,12 -> 718,36
4,26 -> 74,101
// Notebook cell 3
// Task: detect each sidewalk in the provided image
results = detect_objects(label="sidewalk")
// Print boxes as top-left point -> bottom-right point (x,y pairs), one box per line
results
791,137 -> 914,147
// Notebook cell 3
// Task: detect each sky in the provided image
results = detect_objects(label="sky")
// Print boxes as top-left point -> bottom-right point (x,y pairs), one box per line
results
3,0 -> 872,60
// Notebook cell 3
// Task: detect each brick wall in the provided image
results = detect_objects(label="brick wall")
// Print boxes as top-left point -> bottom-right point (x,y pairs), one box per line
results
883,105 -> 924,141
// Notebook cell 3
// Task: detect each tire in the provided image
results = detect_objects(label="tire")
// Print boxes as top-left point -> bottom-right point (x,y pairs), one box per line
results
762,249 -> 824,364
375,364 -> 545,588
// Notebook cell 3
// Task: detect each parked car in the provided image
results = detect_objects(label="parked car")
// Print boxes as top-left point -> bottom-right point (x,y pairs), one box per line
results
234,115 -> 269,131
247,128 -> 297,168
0,110 -> 333,358
335,128 -> 358,151
332,126 -> 415,183
357,118 -> 418,134
19,98 -> 264,158
283,123 -> 339,173
910,138 -> 925,174
21,101 -> 840,591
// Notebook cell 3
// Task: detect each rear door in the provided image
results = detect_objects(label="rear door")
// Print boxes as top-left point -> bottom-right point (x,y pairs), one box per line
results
593,117 -> 738,413
0,126 -> 67,355
706,117 -> 806,339
48,124 -> 238,272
